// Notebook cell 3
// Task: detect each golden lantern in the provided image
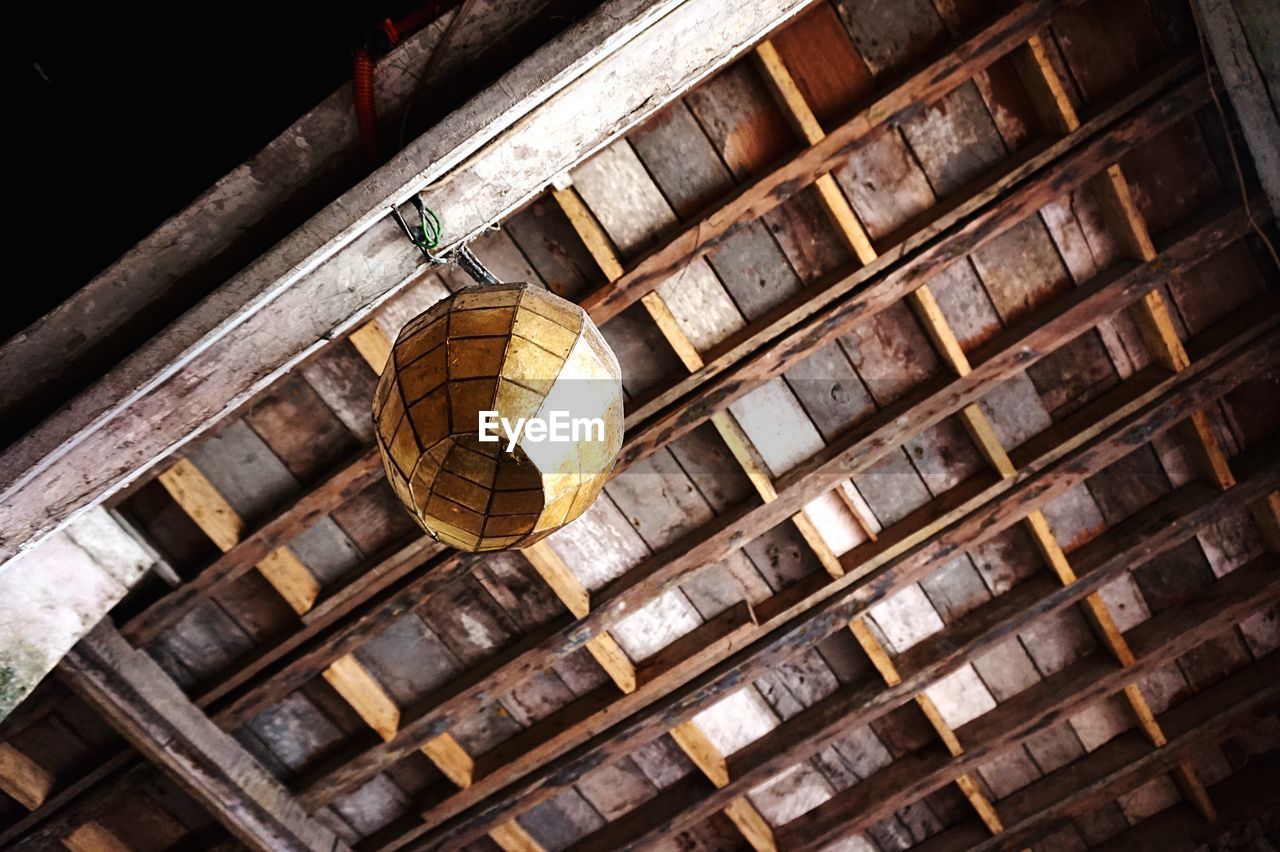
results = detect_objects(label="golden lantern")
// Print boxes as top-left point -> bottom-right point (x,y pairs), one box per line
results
372,283 -> 623,552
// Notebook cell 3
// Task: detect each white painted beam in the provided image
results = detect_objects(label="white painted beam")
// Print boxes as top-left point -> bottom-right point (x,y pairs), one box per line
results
0,508 -> 152,719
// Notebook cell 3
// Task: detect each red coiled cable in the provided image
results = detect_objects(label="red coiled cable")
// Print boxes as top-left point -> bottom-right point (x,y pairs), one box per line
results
353,47 -> 378,164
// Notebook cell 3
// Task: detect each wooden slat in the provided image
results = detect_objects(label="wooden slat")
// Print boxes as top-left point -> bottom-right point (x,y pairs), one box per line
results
129,57 -> 1198,679
521,539 -> 636,695
618,73 -> 1212,467
777,558 -> 1280,850
620,53 -> 1196,429
550,184 -> 778,850
489,820 -> 544,852
965,652 -> 1280,852
265,218 -> 1275,810
58,623 -> 348,852
1090,754 -> 1280,852
556,462 -> 1280,851
1016,32 -> 1223,819
348,320 -> 393,374
125,448 -> 385,644
580,0 -> 1077,322
360,602 -> 758,849
0,742 -> 54,810
62,822 -> 131,852
0,751 -> 135,848
755,34 -> 1003,836
401,311 -> 1280,850
343,319 -> 551,848
156,460 -> 319,615
149,351 -> 520,842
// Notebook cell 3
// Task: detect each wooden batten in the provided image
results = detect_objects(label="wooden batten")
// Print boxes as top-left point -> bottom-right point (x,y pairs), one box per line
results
13,2 -> 1280,848
0,742 -> 54,811
59,623 -> 348,852
550,182 -> 778,850
62,822 -> 131,852
157,459 -> 319,614
1012,31 -> 1224,821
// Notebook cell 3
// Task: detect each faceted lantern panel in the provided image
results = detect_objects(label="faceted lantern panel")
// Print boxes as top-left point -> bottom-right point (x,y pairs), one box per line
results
372,283 -> 624,551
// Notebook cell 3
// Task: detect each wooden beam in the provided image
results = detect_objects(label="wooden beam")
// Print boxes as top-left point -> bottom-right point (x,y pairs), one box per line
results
0,2 -> 532,427
124,448 -> 386,644
58,622 -> 348,852
232,285 -> 1269,777
1014,34 -> 1232,817
552,166 -> 831,850
0,743 -> 54,810
558,451 -> 1280,850
264,279 -> 1278,815
385,312 -> 1280,849
777,558 -> 1280,851
147,343 -> 540,849
280,182 -> 1265,815
124,56 -> 1197,670
0,751 -> 134,848
1089,754 -> 1280,852
345,603 -> 757,852
4,761 -> 151,850
579,0 -> 1079,322
192,535 -> 445,715
0,0 -> 814,564
967,652 -> 1280,851
618,72 -> 1213,467
157,460 -> 319,614
62,821 -> 131,852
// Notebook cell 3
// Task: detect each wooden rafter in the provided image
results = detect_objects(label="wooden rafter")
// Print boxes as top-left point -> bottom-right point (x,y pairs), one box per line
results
57,623 -> 348,852
382,309 -> 1280,849
750,25 -> 1001,837
119,50 -> 1199,687
6,1 -> 1279,849
578,0 -> 1080,322
291,189 -> 1264,812
538,450 -> 1280,850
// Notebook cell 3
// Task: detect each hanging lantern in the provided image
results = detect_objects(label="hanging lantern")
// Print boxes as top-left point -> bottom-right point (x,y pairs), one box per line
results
372,282 -> 624,552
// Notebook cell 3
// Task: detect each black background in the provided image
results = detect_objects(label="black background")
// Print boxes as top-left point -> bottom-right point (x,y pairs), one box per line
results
11,3 -> 421,340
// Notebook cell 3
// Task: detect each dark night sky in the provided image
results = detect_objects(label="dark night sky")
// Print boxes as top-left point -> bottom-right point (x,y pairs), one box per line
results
12,3 -> 417,340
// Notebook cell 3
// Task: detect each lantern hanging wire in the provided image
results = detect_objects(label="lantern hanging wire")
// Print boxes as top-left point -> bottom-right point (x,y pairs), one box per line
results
390,194 -> 499,285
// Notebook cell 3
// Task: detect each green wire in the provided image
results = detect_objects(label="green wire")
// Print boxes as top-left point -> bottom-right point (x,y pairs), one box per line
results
418,205 -> 441,250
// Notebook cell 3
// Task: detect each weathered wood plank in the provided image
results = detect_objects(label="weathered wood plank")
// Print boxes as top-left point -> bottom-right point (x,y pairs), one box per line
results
0,0 -> 814,564
778,557 -> 1280,850
58,622 -> 347,852
229,213 -> 1269,802
581,0 -> 1078,322
1193,0 -> 1280,215
396,306 -> 1280,848
561,448 -> 1280,849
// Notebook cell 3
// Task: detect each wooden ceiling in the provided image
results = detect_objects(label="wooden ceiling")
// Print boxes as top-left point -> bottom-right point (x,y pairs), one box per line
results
3,0 -> 1279,849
